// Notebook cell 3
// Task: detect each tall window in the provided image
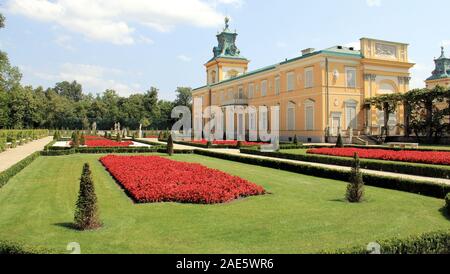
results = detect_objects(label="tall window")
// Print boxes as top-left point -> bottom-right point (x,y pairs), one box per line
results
275,76 -> 280,95
304,99 -> 314,131
346,67 -> 357,88
238,86 -> 244,99
261,80 -> 268,97
305,67 -> 314,88
287,72 -> 295,92
248,83 -> 254,98
287,102 -> 296,131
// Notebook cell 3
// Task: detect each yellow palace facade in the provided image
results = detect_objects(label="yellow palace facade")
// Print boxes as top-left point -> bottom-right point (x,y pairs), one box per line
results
192,19 -> 415,143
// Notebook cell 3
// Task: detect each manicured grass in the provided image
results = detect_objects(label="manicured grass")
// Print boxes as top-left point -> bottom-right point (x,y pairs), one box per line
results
0,153 -> 448,254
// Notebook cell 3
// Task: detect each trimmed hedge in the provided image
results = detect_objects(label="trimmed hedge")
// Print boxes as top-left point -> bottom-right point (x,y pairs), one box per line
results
0,151 -> 41,189
195,149 -> 450,199
240,148 -> 450,179
329,230 -> 450,254
41,146 -> 194,156
0,240 -> 55,254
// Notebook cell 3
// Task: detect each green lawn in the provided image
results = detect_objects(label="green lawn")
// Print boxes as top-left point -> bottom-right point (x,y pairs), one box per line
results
0,153 -> 448,254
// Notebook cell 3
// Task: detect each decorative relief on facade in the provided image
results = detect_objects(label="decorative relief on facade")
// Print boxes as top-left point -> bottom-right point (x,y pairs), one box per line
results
375,43 -> 397,58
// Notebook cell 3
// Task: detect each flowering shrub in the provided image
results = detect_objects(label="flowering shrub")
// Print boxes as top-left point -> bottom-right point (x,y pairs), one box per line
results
191,140 -> 267,146
72,135 -> 133,147
100,155 -> 266,204
307,147 -> 450,165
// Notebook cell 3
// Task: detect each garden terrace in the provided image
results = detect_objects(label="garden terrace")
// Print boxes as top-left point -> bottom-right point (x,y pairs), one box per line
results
0,153 -> 448,253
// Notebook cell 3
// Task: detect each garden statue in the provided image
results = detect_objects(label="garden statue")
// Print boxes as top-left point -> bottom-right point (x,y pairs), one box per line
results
348,126 -> 353,144
138,124 -> 142,139
92,122 -> 97,134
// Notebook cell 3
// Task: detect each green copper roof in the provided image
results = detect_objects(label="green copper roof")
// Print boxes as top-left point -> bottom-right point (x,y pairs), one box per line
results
193,46 -> 361,92
427,47 -> 450,81
208,17 -> 247,63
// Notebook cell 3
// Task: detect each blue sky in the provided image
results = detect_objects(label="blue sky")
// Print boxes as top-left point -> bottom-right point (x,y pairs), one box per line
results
0,0 -> 449,100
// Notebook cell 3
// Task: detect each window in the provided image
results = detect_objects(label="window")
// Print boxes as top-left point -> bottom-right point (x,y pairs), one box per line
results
261,80 -> 268,97
248,83 -> 254,98
346,67 -> 357,88
305,67 -> 314,88
275,77 -> 280,95
228,88 -> 233,99
345,100 -> 358,129
304,99 -> 314,131
287,72 -> 295,92
238,86 -> 244,99
287,102 -> 296,131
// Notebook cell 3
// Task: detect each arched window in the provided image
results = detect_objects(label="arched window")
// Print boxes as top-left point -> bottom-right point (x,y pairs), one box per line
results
287,101 -> 296,131
304,99 -> 315,131
210,70 -> 217,84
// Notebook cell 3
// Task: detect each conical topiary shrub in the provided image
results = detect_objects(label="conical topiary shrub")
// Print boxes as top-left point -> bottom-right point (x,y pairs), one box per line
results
293,135 -> 298,145
445,193 -> 450,216
74,163 -> 101,230
80,133 -> 86,146
167,134 -> 174,156
336,133 -> 344,148
346,153 -> 364,203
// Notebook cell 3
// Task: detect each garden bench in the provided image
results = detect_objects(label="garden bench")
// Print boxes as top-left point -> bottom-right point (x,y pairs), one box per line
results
386,142 -> 419,149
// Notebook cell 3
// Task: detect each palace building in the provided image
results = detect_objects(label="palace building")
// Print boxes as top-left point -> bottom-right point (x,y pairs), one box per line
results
192,18 -> 415,143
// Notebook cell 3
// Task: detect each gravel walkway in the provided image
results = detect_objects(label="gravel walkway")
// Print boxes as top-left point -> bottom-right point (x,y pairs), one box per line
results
140,138 -> 450,186
0,137 -> 52,173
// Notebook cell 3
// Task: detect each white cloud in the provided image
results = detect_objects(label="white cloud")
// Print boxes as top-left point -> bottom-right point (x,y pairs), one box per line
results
6,0 -> 234,45
366,0 -> 381,7
138,35 -> 154,45
177,54 -> 192,62
213,0 -> 244,8
30,63 -> 134,95
442,41 -> 450,47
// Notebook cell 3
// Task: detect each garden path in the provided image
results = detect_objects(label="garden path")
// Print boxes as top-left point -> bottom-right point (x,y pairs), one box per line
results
141,138 -> 450,186
0,137 -> 52,172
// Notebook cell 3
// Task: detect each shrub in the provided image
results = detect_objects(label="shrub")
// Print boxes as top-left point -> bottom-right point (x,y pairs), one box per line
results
293,135 -> 298,145
167,134 -> 174,156
329,230 -> 450,254
445,193 -> 450,215
0,240 -> 55,254
346,153 -> 364,203
104,131 -> 108,138
74,163 -> 101,230
80,133 -> 86,146
206,140 -> 212,148
236,141 -> 243,149
336,133 -> 344,148
116,133 -> 122,142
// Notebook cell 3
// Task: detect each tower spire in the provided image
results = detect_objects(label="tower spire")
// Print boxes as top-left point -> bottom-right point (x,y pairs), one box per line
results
439,46 -> 446,59
224,16 -> 230,30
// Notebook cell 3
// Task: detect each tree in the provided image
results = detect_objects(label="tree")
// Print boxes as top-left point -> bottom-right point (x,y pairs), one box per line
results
74,163 -> 101,230
368,93 -> 403,138
54,81 -> 83,102
336,133 -> 344,148
167,134 -> 174,156
346,153 -> 365,203
174,87 -> 192,108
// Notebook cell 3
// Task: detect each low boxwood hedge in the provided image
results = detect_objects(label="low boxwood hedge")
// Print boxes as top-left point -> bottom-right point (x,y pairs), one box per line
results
41,146 -> 194,156
0,151 -> 41,189
195,149 -> 450,199
328,230 -> 450,254
240,148 -> 450,179
0,240 -> 55,254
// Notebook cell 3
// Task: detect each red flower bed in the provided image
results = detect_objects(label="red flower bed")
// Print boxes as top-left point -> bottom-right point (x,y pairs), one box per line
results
307,147 -> 450,165
192,140 -> 267,146
100,155 -> 266,204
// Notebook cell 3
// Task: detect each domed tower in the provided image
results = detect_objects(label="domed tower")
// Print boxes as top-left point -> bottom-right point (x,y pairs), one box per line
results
205,17 -> 249,85
426,46 -> 450,88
